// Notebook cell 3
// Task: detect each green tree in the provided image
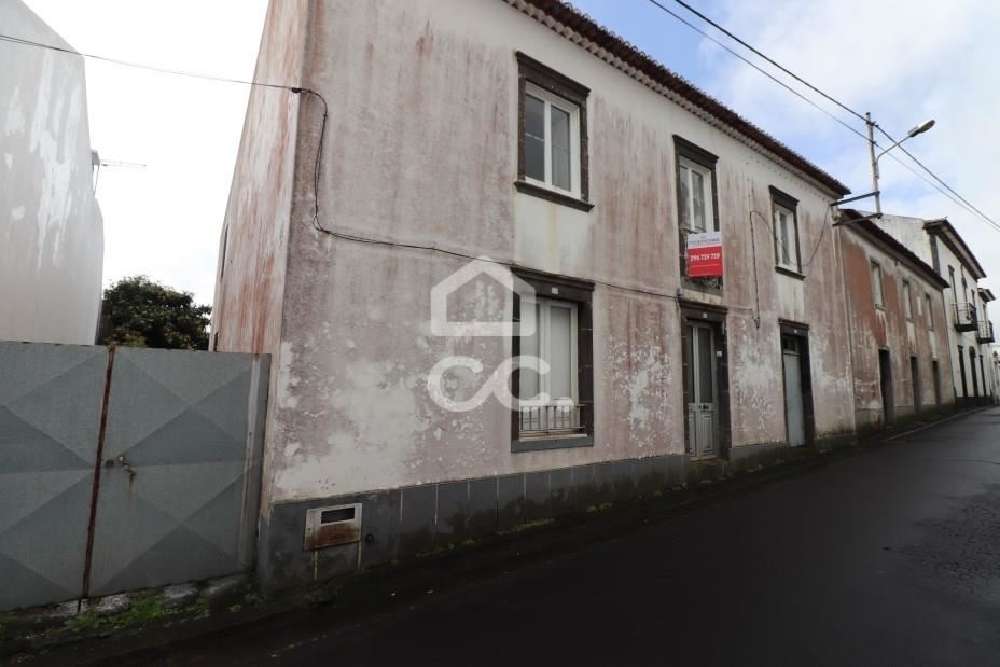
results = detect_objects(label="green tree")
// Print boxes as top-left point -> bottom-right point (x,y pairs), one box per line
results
99,276 -> 211,350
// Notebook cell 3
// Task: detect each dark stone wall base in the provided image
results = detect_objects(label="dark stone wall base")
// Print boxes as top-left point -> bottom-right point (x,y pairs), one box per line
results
258,437 -> 850,592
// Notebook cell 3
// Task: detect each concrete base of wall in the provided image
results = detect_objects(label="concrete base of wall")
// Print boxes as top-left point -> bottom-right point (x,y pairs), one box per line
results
258,434 -> 858,593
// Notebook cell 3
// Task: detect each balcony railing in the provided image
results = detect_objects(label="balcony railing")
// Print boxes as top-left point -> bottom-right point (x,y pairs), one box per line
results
978,320 -> 995,344
954,304 -> 978,333
518,402 -> 589,437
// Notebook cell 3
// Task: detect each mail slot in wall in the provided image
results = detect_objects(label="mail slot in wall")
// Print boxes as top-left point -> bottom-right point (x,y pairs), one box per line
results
304,503 -> 362,550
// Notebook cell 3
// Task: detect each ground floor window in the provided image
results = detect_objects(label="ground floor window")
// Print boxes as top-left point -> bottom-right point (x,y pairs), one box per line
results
511,271 -> 594,451
518,297 -> 579,432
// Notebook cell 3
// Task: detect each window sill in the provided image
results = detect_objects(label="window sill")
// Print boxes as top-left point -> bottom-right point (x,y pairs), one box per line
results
775,265 -> 806,280
514,180 -> 594,212
512,433 -> 594,453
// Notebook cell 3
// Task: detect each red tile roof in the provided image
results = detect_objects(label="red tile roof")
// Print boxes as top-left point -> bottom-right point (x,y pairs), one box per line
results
515,0 -> 851,196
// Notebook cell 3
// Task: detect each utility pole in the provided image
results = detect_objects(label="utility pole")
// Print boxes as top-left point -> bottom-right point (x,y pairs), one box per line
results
865,112 -> 881,215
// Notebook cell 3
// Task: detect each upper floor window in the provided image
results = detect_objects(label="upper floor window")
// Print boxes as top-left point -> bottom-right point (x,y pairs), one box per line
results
926,293 -> 934,330
678,156 -> 714,233
902,280 -> 913,320
674,137 -> 719,234
872,261 -> 885,308
769,187 -> 802,275
515,53 -> 591,211
674,136 -> 721,290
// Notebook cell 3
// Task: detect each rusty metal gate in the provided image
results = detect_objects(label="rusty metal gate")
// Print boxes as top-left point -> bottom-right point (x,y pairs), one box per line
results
0,343 -> 268,611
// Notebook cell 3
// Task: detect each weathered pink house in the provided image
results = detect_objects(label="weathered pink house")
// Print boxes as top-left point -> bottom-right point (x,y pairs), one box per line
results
214,0 -> 859,590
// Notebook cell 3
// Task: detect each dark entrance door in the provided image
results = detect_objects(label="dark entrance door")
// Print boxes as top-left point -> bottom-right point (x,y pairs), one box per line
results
970,348 -> 979,398
910,356 -> 921,413
932,360 -> 942,405
958,346 -> 968,398
879,349 -> 893,424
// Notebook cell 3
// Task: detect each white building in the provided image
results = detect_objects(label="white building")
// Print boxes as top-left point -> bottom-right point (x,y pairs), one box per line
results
879,215 -> 995,402
215,0 -> 861,591
0,0 -> 104,345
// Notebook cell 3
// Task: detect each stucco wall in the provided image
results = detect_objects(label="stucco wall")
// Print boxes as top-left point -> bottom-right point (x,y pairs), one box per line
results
211,0 -> 310,513
0,0 -> 103,345
879,214 -> 994,399
837,226 -> 954,429
245,0 -> 858,505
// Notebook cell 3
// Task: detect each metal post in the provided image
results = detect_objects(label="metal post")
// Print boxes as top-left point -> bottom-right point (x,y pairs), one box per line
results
866,112 -> 881,214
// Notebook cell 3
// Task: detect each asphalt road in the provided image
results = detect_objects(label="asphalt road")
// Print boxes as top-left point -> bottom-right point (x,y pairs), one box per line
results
114,408 -> 1000,666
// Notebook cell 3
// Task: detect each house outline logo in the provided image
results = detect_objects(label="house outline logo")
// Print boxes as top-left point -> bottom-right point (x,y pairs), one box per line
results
429,256 -> 537,337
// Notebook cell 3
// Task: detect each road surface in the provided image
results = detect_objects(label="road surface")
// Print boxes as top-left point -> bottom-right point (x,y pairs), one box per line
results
107,408 -> 1000,665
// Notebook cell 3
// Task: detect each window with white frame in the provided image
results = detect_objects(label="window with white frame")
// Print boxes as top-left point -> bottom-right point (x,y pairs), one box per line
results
518,297 -> 578,407
774,204 -> 799,270
902,280 -> 913,320
926,293 -> 934,330
678,156 -> 715,233
770,187 -> 801,273
511,272 -> 595,450
516,53 -> 590,208
872,261 -> 885,308
523,85 -> 580,196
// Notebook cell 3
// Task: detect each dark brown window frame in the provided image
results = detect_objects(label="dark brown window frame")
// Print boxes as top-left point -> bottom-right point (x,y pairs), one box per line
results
871,260 -> 886,309
674,135 -> 722,292
901,279 -> 914,321
769,186 -> 804,279
510,268 -> 595,453
515,52 -> 593,212
778,320 -> 816,446
679,301 -> 731,458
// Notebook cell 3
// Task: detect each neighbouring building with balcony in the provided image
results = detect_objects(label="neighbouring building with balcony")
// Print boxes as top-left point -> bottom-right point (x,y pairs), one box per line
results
836,210 -> 954,430
0,0 -> 104,345
214,0 -> 860,590
878,214 -> 995,403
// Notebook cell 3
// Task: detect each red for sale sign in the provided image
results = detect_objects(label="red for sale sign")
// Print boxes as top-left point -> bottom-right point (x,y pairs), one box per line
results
687,231 -> 723,278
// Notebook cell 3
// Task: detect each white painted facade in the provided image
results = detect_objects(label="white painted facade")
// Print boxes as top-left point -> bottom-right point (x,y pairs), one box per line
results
879,214 -> 994,400
0,0 -> 104,345
218,0 -> 856,514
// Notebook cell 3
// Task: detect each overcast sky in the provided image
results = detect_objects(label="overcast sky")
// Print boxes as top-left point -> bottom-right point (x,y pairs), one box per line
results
19,0 -> 1000,320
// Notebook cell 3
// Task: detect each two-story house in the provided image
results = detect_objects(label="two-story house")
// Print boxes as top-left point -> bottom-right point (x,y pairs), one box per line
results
214,0 -> 858,591
878,214 -> 994,403
836,210 -> 954,429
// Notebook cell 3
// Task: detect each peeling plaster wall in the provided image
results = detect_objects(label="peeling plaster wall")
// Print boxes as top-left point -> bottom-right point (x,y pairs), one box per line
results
211,0 -> 307,355
211,0 -> 309,512
878,214 -> 991,400
243,0 -> 856,503
837,227 -> 955,429
0,1 -> 103,345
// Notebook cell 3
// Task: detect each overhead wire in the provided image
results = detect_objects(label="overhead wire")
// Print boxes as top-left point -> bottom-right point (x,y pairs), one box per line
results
649,0 -> 1000,234
0,31 -> 331,233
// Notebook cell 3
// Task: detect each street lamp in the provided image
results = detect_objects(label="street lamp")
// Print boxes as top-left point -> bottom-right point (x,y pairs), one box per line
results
866,114 -> 935,214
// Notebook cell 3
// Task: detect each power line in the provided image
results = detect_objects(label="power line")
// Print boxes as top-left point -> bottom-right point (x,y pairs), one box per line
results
641,1 -> 869,144
0,31 -> 330,232
876,126 -> 1000,231
661,0 -> 868,123
649,0 -> 1000,234
0,33 -> 290,90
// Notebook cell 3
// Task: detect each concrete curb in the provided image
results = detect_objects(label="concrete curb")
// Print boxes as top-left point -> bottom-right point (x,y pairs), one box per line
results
884,406 -> 990,442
